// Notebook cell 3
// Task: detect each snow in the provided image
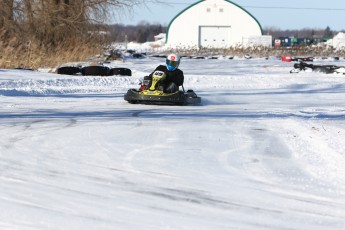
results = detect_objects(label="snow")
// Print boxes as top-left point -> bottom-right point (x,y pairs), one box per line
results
325,32 -> 345,50
1,57 -> 345,230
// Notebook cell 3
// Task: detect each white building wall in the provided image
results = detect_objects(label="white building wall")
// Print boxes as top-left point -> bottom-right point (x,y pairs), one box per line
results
166,0 -> 262,48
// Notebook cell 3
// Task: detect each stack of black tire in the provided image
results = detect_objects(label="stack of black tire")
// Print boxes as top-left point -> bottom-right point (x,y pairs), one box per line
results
57,65 -> 131,76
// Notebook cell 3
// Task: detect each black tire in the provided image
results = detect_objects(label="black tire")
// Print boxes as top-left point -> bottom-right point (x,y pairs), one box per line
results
57,66 -> 81,75
132,53 -> 145,58
81,66 -> 110,76
15,67 -> 34,71
109,68 -> 132,76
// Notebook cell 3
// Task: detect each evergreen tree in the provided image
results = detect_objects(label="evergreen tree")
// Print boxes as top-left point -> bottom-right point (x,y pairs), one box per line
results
323,26 -> 333,38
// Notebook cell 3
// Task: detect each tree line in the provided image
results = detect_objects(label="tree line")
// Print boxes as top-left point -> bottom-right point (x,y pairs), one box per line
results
108,22 -> 166,43
264,26 -> 342,39
107,24 -> 342,44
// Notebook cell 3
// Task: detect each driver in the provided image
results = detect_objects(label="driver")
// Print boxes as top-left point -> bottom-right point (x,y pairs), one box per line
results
142,54 -> 184,93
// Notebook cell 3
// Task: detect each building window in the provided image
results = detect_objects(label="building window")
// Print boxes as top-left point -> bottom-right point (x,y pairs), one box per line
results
206,8 -> 211,12
219,8 -> 224,12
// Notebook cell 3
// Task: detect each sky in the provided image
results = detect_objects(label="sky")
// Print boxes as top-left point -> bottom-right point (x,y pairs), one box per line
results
113,0 -> 345,31
1,56 -> 345,229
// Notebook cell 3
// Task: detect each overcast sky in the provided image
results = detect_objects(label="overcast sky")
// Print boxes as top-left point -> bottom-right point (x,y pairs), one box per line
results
112,0 -> 345,31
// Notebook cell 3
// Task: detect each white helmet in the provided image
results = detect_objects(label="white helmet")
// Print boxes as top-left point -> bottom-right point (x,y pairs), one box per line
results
166,54 -> 180,71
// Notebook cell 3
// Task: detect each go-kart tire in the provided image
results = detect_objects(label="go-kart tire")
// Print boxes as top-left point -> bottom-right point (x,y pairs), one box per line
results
81,66 -> 110,76
132,53 -> 145,58
14,68 -> 34,71
57,66 -> 81,75
109,68 -> 132,76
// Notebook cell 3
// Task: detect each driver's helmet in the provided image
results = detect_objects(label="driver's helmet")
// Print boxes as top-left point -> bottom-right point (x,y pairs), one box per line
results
166,54 -> 180,71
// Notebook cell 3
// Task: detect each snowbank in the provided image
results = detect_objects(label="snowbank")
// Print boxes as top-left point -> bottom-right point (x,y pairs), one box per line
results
326,32 -> 345,49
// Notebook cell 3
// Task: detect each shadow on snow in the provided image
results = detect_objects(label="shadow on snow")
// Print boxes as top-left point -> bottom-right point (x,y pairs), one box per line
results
1,108 -> 344,121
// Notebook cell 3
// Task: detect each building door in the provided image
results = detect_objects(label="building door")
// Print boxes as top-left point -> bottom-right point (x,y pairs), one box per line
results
199,26 -> 231,48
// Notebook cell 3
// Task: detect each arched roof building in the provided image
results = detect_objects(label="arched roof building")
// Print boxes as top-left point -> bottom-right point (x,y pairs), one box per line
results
166,0 -> 263,48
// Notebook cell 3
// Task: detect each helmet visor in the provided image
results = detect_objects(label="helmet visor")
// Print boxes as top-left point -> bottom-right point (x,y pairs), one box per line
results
166,60 -> 179,68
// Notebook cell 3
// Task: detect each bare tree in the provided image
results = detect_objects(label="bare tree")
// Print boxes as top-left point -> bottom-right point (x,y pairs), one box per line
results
2,0 -> 151,46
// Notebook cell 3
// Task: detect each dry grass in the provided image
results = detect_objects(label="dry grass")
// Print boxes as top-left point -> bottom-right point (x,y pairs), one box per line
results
0,34 -> 103,70
162,45 -> 345,58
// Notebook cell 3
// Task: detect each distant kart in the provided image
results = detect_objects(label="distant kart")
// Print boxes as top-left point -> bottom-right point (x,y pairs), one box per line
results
124,70 -> 201,105
290,62 -> 345,74
281,56 -> 314,62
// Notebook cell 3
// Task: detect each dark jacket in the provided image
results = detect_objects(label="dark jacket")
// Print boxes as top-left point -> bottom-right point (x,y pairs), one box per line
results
147,65 -> 184,86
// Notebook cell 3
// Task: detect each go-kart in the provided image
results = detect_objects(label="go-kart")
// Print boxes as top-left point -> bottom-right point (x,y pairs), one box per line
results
124,70 -> 201,105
